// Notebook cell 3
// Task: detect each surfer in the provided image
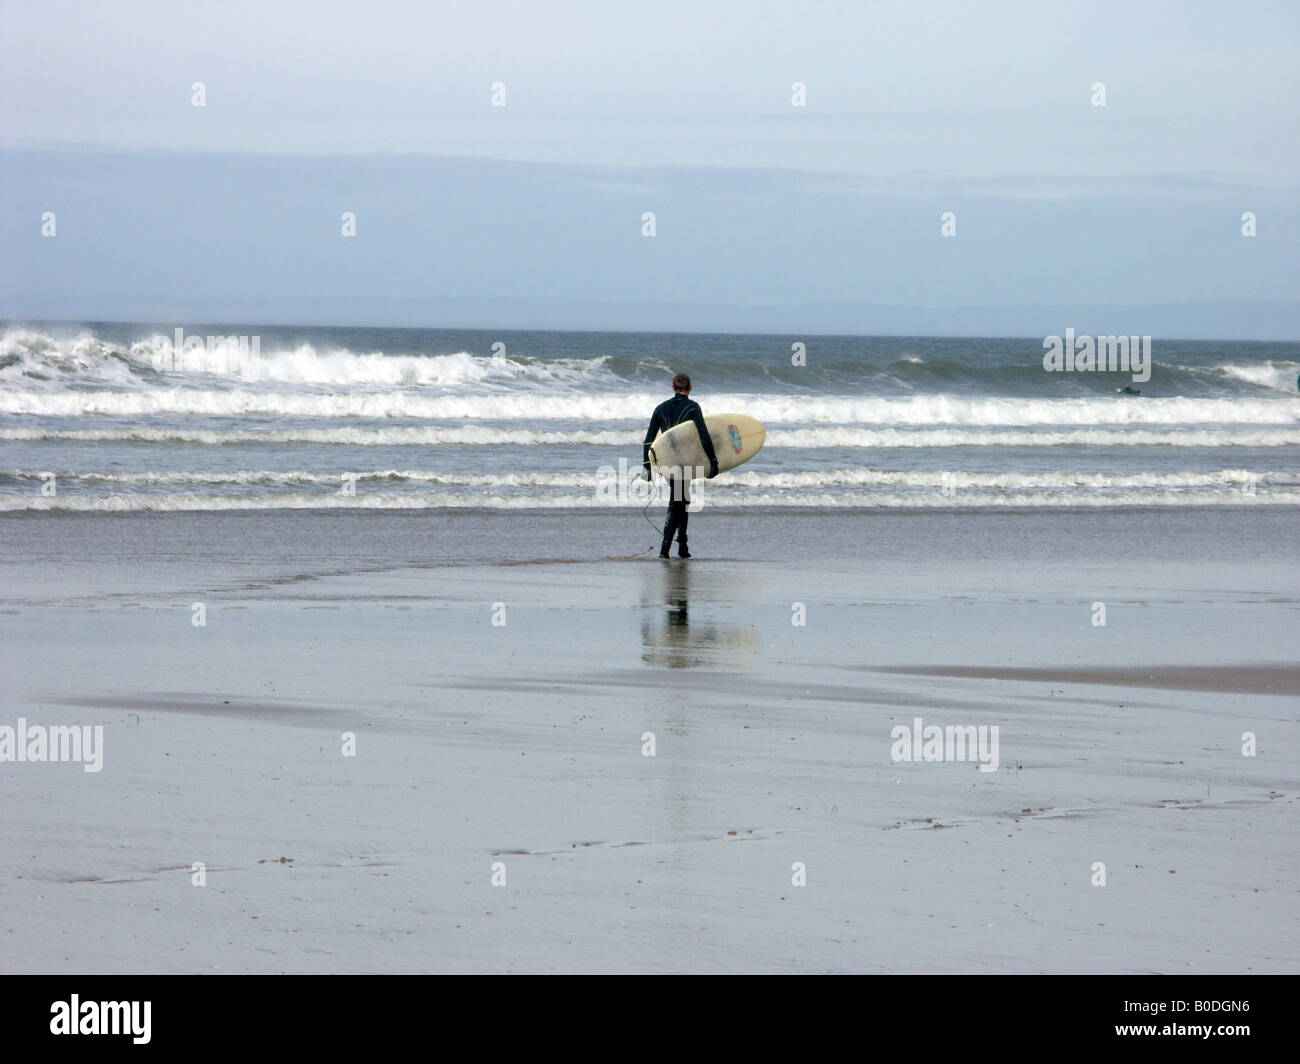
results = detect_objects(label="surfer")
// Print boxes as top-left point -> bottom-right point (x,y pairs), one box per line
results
643,373 -> 719,559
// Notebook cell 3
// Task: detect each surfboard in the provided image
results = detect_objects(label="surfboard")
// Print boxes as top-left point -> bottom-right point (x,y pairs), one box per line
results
648,413 -> 765,479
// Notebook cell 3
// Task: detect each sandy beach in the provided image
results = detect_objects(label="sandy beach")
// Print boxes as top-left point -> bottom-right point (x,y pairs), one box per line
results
1,506 -> 1295,973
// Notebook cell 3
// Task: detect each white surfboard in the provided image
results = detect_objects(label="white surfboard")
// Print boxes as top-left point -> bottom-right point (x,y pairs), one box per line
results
648,412 -> 766,480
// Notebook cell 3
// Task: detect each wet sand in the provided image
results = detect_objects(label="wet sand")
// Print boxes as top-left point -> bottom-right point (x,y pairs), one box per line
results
0,507 -> 1296,972
869,664 -> 1300,696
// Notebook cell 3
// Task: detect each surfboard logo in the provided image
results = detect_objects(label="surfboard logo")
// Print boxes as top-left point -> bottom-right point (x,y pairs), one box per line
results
728,424 -> 743,453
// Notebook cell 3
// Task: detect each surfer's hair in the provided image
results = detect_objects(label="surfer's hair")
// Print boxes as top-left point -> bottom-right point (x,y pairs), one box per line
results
672,373 -> 691,393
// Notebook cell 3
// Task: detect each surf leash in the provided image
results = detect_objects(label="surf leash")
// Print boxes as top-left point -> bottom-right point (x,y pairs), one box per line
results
628,466 -> 663,550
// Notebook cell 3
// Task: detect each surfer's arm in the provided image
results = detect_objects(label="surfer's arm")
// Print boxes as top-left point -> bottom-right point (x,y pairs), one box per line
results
690,405 -> 719,474
642,410 -> 663,472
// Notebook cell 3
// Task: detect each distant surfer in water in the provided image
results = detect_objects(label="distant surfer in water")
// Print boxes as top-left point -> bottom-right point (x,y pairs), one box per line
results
643,373 -> 718,559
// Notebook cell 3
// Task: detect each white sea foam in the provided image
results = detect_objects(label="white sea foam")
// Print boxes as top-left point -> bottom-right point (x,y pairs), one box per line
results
714,468 -> 1295,489
1213,360 -> 1300,394
3,389 -> 1298,426
4,426 -> 1296,448
0,426 -> 637,446
0,468 -> 605,487
5,468 -> 1292,490
0,330 -> 144,388
1,328 -> 620,390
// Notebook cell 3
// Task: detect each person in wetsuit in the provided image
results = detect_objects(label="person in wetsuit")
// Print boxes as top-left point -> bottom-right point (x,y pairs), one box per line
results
643,373 -> 719,559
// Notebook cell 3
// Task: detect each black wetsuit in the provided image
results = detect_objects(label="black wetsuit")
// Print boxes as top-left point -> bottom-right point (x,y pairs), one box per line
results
643,393 -> 718,555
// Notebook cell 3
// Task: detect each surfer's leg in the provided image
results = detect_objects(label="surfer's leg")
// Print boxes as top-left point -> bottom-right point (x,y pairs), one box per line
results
659,477 -> 680,556
676,480 -> 690,556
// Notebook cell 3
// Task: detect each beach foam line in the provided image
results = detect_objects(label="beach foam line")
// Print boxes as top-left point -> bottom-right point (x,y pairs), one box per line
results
3,426 -> 1298,448
0,426 -> 638,447
3,489 -> 1297,512
3,468 -> 1295,490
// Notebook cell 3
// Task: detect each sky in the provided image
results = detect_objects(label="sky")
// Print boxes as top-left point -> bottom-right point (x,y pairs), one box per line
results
1,0 -> 1296,335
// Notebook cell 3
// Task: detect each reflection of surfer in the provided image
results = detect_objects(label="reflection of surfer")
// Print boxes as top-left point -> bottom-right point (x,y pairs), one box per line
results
643,373 -> 719,559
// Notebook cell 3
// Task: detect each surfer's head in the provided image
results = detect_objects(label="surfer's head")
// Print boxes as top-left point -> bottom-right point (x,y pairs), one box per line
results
672,373 -> 692,394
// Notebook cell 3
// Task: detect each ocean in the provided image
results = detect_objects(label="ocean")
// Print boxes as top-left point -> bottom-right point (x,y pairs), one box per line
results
2,322 -> 1298,513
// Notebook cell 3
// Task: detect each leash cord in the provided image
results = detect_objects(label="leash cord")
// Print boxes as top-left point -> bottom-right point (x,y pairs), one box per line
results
628,466 -> 662,550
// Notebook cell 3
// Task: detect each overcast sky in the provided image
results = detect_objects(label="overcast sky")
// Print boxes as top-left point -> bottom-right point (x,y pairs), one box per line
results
1,1 -> 1296,333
